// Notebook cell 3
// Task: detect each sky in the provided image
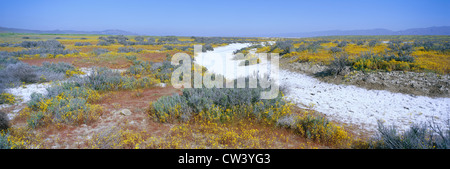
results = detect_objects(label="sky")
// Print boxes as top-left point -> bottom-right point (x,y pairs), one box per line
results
0,0 -> 449,36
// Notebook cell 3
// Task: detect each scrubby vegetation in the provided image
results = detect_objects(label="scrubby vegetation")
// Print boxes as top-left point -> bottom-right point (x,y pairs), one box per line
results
0,40 -> 79,58
253,36 -> 449,74
367,120 -> 450,149
0,61 -> 83,89
74,42 -> 92,46
148,81 -> 352,147
24,87 -> 102,128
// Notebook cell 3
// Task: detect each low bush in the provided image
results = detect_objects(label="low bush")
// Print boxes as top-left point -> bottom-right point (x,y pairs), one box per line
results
26,92 -> 102,128
134,36 -> 145,42
275,111 -> 351,147
126,60 -> 151,76
328,54 -> 350,75
17,40 -> 65,49
151,94 -> 192,122
0,111 -> 9,131
329,47 -> 342,53
368,40 -> 378,47
74,42 -> 92,46
160,45 -> 193,51
158,36 -> 179,43
383,55 -> 415,63
0,92 -> 17,105
2,48 -> 79,58
149,84 -> 351,147
91,48 -> 110,55
387,40 -> 414,56
96,41 -> 111,46
352,52 -> 419,72
0,42 -> 11,47
202,44 -> 214,52
1,62 -> 38,85
0,55 -> 19,67
1,40 -> 78,58
118,47 -> 143,53
46,83 -> 101,102
0,131 -> 12,149
369,121 -> 449,149
70,67 -> 157,91
153,60 -> 178,83
27,93 -> 45,111
26,83 -> 103,128
71,67 -> 127,90
147,37 -> 156,43
294,113 -> 350,145
337,41 -> 349,48
295,43 -> 322,53
233,44 -> 261,55
192,36 -> 241,44
41,62 -> 77,74
356,40 -> 365,46
270,40 -> 293,55
0,61 -> 82,90
149,77 -> 286,123
125,55 -> 137,61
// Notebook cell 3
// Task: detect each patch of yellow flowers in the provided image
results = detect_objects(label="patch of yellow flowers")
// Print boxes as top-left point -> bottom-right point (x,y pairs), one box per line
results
0,92 -> 17,105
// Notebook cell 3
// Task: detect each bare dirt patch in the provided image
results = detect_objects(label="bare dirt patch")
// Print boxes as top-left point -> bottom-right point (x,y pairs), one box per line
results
98,86 -> 182,111
138,53 -> 167,63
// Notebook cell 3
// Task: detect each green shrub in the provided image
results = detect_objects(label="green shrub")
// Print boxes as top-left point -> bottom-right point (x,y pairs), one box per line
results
26,92 -> 102,128
151,93 -> 192,122
27,111 -> 45,129
383,55 -> 415,63
125,55 -> 137,61
71,67 -> 141,90
27,93 -> 45,111
26,81 -> 103,128
328,54 -> 350,75
40,62 -> 76,74
351,52 -> 419,72
387,40 -> 414,56
150,78 -> 285,123
127,60 -> 151,75
0,131 -> 12,149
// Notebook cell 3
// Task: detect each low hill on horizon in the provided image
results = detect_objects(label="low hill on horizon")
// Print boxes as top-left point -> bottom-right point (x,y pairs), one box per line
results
1,26 -> 450,37
277,26 -> 450,38
0,26 -> 138,35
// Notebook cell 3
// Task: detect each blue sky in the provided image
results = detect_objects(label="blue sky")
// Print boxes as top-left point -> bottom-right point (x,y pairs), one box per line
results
0,0 -> 449,36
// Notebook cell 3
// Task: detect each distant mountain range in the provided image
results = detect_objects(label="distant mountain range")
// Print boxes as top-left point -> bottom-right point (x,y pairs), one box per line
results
1,26 -> 449,37
0,26 -> 138,35
277,26 -> 450,37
